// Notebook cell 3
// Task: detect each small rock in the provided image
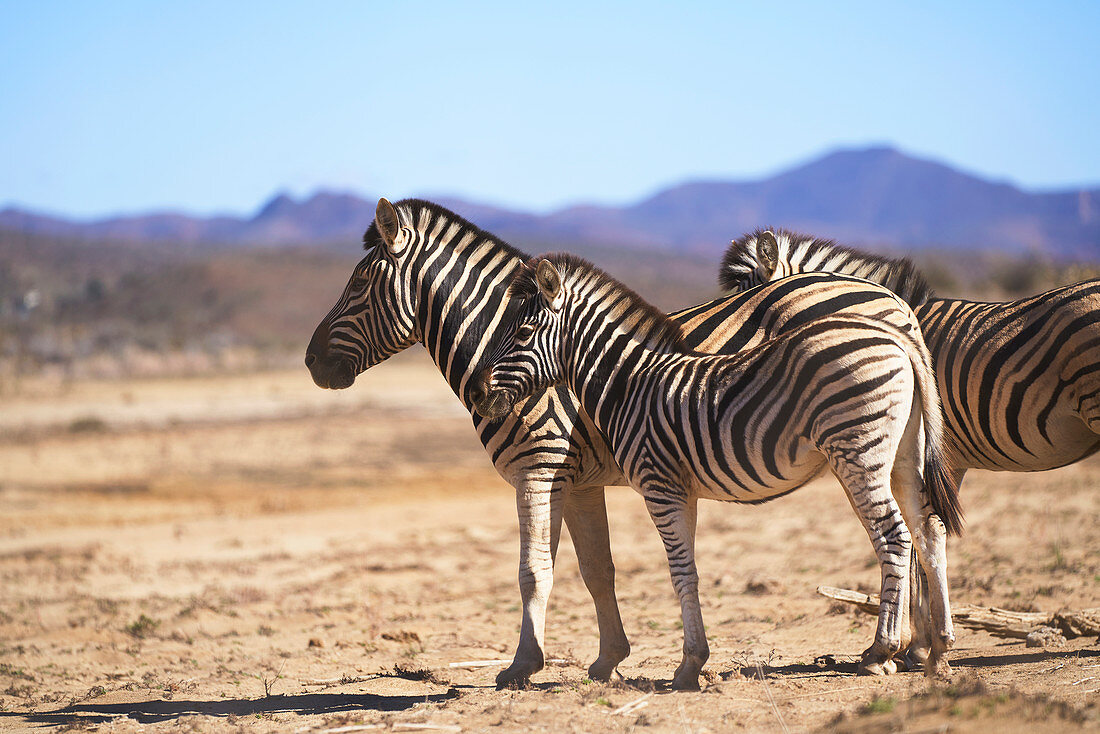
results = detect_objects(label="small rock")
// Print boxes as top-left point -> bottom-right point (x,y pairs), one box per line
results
1025,626 -> 1066,648
308,637 -> 325,648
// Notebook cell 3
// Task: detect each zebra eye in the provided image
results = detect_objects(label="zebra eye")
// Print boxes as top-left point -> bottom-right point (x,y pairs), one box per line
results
350,276 -> 368,291
515,324 -> 535,342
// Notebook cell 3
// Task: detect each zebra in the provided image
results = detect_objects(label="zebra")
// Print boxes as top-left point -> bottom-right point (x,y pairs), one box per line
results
720,229 -> 1100,486
471,254 -> 963,689
305,198 -> 941,687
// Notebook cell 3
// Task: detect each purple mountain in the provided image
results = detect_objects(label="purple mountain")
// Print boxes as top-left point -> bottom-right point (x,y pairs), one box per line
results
2,147 -> 1097,259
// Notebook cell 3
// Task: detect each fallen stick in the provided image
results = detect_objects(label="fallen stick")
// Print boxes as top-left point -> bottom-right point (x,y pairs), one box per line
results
298,725 -> 383,734
817,586 -> 1100,639
609,693 -> 652,716
445,657 -> 572,669
300,675 -> 375,686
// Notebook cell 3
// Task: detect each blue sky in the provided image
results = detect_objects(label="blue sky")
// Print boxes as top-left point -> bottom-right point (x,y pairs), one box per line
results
2,1 -> 1098,218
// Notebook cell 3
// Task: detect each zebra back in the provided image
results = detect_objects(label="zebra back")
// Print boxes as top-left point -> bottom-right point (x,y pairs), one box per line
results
720,228 -> 934,307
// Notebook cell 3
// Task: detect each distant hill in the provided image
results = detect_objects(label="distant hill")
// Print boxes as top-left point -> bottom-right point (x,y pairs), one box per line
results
0,190 -> 376,248
2,147 -> 1097,259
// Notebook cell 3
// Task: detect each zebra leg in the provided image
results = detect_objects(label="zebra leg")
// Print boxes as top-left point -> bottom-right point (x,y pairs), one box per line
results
643,491 -> 709,691
901,464 -> 964,672
890,418 -> 957,678
830,454 -> 912,676
562,485 -> 631,682
902,508 -> 955,678
898,512 -> 954,677
496,477 -> 566,689
902,558 -> 931,671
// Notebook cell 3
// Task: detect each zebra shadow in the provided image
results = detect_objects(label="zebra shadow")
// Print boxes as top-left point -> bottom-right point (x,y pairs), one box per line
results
0,689 -> 460,727
950,646 -> 1099,668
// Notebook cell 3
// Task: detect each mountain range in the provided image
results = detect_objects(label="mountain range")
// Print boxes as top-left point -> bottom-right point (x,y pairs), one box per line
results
3,146 -> 1097,260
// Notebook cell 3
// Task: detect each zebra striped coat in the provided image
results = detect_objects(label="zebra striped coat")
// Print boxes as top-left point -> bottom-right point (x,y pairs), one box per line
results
306,199 -> 936,687
720,229 -> 1100,483
474,254 -> 962,688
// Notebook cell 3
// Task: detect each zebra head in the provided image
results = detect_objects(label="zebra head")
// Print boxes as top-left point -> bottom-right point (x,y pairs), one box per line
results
717,229 -> 785,292
305,198 -> 422,389
471,258 -> 566,420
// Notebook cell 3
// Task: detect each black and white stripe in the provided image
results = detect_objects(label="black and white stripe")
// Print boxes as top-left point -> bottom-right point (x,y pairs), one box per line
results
720,229 -> 1100,483
306,200 -> 946,687
474,254 -> 962,689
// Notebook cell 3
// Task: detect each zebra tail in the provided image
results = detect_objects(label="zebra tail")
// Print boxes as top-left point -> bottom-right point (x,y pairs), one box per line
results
910,335 -> 965,536
924,424 -> 964,536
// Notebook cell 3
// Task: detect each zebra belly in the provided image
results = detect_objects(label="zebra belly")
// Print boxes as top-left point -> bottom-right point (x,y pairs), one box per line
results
949,393 -> 1100,473
675,449 -> 828,504
956,427 -> 1100,473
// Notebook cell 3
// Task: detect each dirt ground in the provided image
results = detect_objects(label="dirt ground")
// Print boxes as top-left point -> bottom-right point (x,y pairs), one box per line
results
0,350 -> 1097,733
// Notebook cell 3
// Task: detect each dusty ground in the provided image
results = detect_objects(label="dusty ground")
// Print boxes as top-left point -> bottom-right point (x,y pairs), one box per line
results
0,350 -> 1097,733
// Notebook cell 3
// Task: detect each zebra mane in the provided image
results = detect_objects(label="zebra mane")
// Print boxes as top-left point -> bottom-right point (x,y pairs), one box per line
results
719,228 -> 934,307
362,198 -> 528,262
510,253 -> 688,352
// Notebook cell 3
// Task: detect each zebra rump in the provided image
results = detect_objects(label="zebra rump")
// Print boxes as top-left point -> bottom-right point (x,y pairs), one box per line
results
718,227 -> 1100,486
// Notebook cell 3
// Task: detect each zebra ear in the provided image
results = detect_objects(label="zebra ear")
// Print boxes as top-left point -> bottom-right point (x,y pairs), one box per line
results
756,231 -> 779,276
535,259 -> 565,311
375,198 -> 405,253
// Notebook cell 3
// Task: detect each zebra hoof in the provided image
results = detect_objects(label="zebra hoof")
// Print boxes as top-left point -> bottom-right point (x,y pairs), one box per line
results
925,643 -> 953,679
494,663 -> 537,690
925,656 -> 952,679
587,658 -> 618,682
671,657 -> 704,690
858,651 -> 898,676
904,644 -> 931,665
671,672 -> 702,691
857,661 -> 889,676
894,644 -> 930,672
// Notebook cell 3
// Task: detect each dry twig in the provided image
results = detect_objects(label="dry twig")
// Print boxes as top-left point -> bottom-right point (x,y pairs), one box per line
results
755,663 -> 790,734
817,586 -> 1100,639
609,692 -> 653,716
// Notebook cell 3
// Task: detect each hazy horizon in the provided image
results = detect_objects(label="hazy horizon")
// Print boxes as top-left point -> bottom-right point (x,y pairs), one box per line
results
7,143 -> 1100,224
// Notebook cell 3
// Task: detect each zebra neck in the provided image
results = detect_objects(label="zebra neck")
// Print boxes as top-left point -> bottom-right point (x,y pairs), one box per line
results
560,312 -> 682,442
412,238 -> 527,407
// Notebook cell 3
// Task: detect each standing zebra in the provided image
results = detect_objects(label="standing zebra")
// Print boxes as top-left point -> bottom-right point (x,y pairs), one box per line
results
305,198 -> 938,687
720,229 -> 1100,486
472,254 -> 962,689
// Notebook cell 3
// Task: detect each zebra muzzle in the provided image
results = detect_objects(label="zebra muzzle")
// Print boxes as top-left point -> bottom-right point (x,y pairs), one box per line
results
469,371 -> 512,420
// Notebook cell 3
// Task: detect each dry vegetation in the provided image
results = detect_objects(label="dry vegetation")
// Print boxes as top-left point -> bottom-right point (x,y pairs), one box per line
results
4,227 -> 1097,387
0,353 -> 1097,732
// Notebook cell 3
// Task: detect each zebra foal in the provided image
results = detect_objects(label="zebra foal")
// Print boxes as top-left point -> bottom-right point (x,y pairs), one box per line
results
721,230 -> 1100,487
472,254 -> 963,689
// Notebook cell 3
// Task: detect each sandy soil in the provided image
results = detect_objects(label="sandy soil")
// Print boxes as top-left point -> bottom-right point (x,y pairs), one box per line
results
0,350 -> 1097,733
